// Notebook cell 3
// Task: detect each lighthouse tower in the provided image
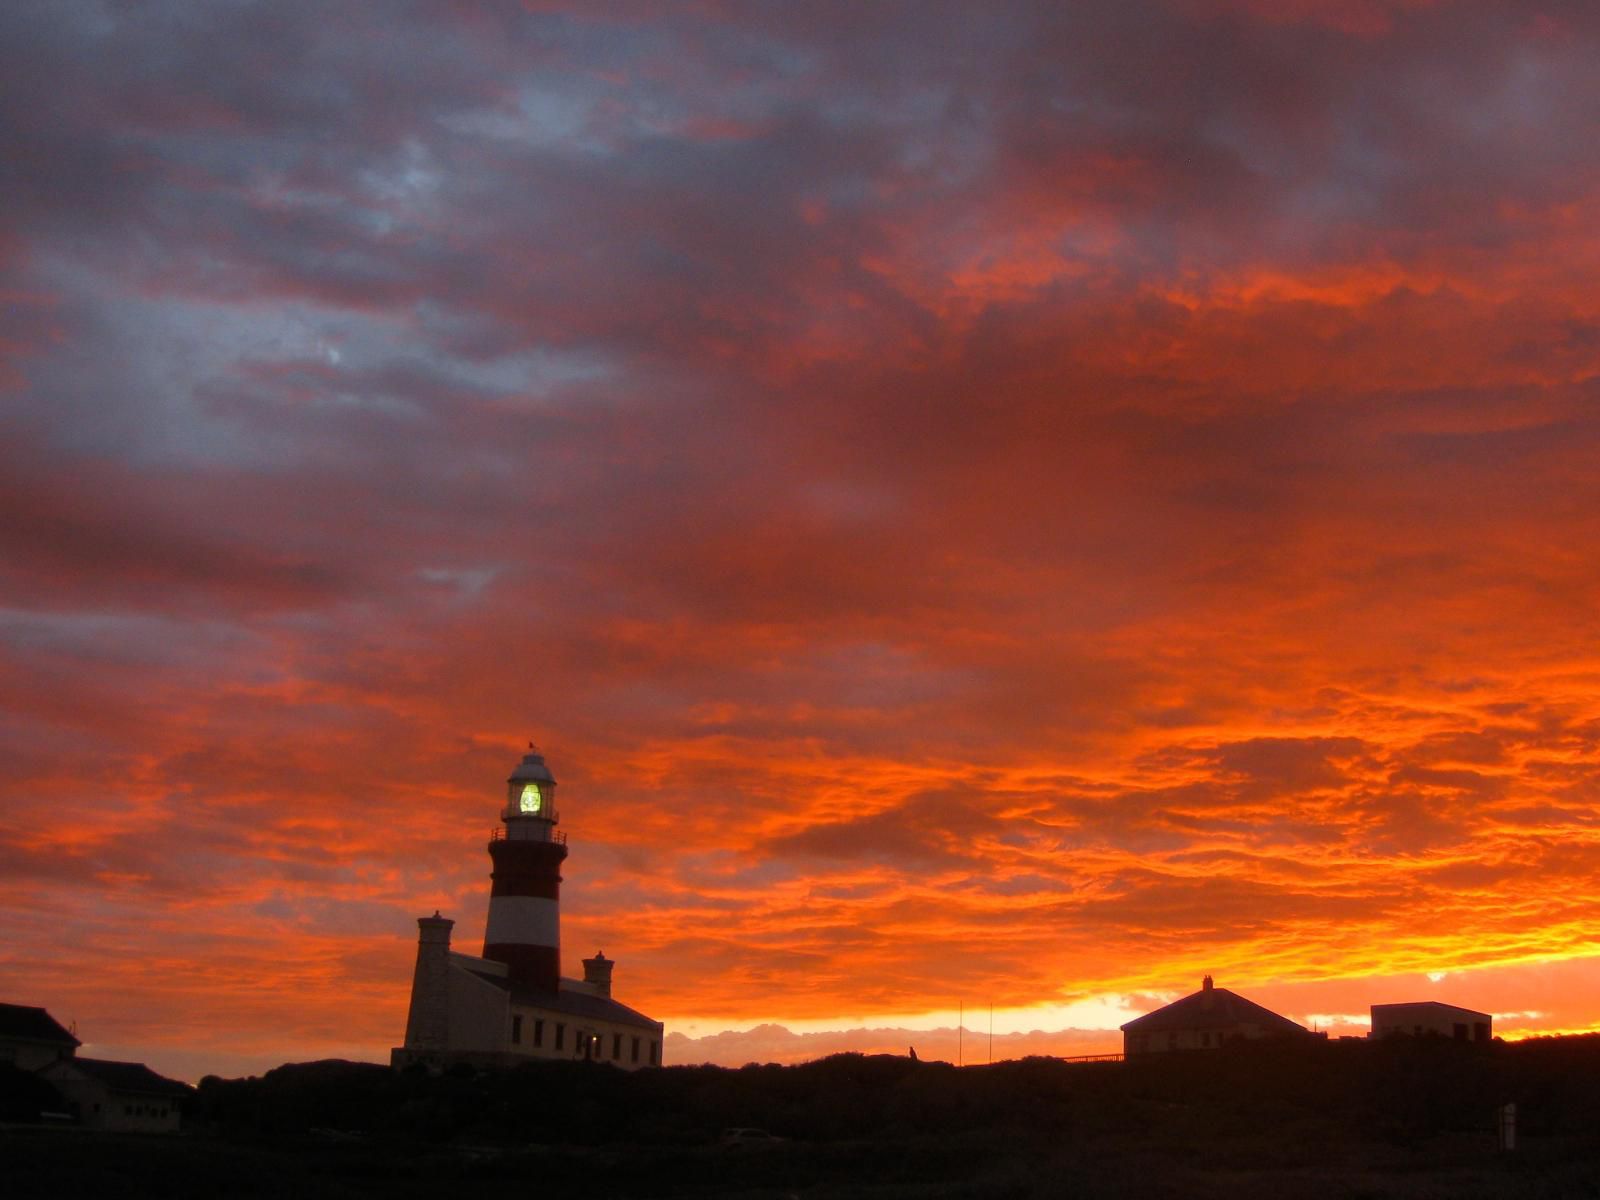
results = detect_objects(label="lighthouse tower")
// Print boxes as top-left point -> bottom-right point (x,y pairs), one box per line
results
393,744 -> 664,1072
483,746 -> 568,992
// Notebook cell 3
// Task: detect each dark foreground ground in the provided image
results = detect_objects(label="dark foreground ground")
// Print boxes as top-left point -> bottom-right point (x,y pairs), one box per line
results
7,1036 -> 1600,1198
7,1123 -> 1600,1199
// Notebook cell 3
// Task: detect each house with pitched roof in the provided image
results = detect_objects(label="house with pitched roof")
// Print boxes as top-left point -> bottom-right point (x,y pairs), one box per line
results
3,1002 -> 190,1131
1121,976 -> 1313,1056
38,1057 -> 192,1133
0,1003 -> 80,1071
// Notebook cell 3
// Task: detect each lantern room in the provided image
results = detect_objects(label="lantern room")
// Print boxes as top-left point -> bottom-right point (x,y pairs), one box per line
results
503,745 -> 559,829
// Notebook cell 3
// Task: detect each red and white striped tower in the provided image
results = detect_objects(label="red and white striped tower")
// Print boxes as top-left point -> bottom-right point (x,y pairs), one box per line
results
483,745 -> 568,992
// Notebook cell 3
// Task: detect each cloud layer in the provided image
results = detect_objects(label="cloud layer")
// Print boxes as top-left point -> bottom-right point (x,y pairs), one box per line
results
3,0 -> 1600,1077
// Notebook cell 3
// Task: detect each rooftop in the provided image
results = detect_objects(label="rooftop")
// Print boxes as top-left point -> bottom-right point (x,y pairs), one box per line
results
453,955 -> 661,1030
507,747 -> 556,785
524,982 -> 663,1032
48,1057 -> 191,1098
1121,978 -> 1306,1035
0,1003 -> 80,1047
1372,1000 -> 1492,1019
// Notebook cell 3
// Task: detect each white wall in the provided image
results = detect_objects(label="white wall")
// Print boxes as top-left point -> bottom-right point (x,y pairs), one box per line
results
1371,1004 -> 1491,1040
508,1002 -> 661,1070
38,1065 -> 181,1133
445,964 -> 513,1052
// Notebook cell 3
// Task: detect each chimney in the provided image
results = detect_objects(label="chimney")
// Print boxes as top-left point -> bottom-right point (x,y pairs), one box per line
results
582,951 -> 614,998
403,912 -> 454,1050
1202,975 -> 1214,992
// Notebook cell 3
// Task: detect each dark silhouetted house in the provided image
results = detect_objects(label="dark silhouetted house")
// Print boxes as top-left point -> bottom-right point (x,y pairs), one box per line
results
0,1003 -> 81,1071
392,748 -> 664,1072
1121,976 -> 1310,1056
38,1057 -> 190,1132
1371,1001 -> 1491,1042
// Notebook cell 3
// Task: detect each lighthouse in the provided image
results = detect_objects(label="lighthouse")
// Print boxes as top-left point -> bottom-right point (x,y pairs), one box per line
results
483,747 -> 567,991
392,745 -> 664,1071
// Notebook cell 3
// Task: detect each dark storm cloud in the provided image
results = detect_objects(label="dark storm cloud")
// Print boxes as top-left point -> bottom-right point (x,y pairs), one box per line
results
0,436 -> 350,611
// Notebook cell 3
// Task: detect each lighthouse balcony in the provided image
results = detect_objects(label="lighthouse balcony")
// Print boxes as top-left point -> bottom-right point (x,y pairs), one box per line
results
490,826 -> 567,845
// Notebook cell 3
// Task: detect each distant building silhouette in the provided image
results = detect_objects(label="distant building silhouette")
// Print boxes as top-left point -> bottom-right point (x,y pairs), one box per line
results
1371,1001 -> 1491,1042
392,747 -> 664,1071
1120,976 -> 1313,1055
38,1057 -> 189,1132
0,1002 -> 80,1070
1,1001 -> 189,1130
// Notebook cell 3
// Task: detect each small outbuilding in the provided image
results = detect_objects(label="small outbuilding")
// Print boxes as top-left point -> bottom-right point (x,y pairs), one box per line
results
1370,1001 -> 1491,1043
1121,976 -> 1311,1056
38,1057 -> 191,1133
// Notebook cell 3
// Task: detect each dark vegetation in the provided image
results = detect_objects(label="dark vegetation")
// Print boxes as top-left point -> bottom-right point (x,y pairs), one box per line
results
7,1035 -> 1600,1198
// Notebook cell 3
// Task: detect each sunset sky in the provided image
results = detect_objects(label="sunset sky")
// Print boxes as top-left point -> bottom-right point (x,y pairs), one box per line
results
4,1 -> 1600,1082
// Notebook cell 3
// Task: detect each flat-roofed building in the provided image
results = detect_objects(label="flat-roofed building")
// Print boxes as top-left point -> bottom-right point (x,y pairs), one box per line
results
1370,1001 -> 1491,1043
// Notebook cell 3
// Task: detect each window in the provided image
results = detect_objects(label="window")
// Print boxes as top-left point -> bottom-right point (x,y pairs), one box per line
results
534,1019 -> 544,1048
613,1033 -> 623,1059
631,1036 -> 640,1064
512,1015 -> 523,1044
1200,1032 -> 1210,1048
555,1023 -> 565,1051
649,1039 -> 659,1066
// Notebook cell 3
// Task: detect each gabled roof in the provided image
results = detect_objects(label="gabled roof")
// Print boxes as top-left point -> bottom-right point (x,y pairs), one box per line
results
531,982 -> 663,1032
1120,982 -> 1305,1035
544,985 -> 656,1036
0,1003 -> 80,1047
46,1057 -> 191,1098
446,953 -> 662,1030
459,962 -> 512,987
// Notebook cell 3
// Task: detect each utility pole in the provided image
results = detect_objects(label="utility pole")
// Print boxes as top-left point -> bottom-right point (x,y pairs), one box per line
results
958,1000 -> 963,1067
989,1002 -> 993,1064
